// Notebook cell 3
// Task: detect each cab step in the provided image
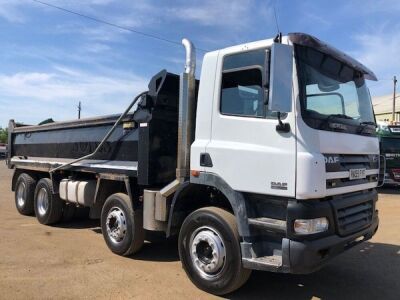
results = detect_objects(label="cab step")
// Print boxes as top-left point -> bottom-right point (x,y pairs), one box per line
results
242,254 -> 283,272
248,217 -> 286,233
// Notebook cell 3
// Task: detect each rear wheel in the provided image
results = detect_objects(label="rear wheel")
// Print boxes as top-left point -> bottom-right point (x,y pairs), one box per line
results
101,193 -> 144,256
178,207 -> 251,295
34,178 -> 63,225
15,173 -> 36,216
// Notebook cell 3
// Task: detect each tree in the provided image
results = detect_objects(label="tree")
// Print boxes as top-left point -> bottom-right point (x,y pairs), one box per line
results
0,128 -> 8,143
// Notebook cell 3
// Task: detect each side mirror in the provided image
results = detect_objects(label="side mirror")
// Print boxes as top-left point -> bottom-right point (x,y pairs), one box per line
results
268,43 -> 294,113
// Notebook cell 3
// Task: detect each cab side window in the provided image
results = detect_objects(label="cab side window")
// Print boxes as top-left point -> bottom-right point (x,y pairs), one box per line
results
220,68 -> 264,117
220,50 -> 266,118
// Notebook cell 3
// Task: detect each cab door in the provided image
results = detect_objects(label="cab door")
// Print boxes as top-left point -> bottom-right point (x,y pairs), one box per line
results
205,48 -> 296,196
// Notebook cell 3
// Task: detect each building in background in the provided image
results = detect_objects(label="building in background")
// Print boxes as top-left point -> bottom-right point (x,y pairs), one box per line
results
373,94 -> 400,122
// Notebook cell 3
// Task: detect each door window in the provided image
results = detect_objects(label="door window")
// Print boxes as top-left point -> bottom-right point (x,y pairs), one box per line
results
220,68 -> 264,117
220,49 -> 280,119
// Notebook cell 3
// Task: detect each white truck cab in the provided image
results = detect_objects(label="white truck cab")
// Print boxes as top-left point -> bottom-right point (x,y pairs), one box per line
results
187,33 -> 379,284
192,33 -> 379,198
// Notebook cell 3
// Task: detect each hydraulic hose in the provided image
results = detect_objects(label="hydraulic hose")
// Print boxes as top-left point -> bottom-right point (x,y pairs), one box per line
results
49,91 -> 148,173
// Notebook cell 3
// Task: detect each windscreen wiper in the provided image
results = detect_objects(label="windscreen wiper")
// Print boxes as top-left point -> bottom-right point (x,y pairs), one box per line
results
358,121 -> 377,134
359,121 -> 376,125
319,114 -> 353,130
330,114 -> 353,119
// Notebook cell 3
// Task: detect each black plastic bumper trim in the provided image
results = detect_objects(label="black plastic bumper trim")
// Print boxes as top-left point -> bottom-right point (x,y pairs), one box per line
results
284,215 -> 379,274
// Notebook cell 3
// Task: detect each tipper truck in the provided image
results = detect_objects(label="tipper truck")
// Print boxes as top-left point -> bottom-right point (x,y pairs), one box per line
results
7,33 -> 380,295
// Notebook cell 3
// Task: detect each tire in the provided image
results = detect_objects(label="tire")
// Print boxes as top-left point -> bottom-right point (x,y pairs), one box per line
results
34,178 -> 64,225
62,203 -> 76,222
101,193 -> 144,256
15,173 -> 36,216
178,207 -> 252,295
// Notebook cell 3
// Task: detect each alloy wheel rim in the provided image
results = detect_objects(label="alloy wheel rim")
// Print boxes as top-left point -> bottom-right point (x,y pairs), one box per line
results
106,207 -> 127,244
16,181 -> 26,207
37,188 -> 49,216
189,226 -> 226,279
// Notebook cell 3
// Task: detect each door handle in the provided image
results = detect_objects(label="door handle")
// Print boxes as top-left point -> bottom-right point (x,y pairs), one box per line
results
200,153 -> 213,167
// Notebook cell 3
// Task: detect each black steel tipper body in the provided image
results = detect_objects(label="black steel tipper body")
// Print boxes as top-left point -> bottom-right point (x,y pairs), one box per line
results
12,120 -> 139,161
9,70 -> 180,186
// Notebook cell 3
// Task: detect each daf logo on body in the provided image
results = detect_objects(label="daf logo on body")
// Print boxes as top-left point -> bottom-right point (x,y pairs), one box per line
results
271,182 -> 288,190
325,156 -> 340,164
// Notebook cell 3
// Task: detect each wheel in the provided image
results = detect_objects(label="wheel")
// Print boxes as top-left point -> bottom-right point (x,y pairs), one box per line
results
178,207 -> 252,295
101,193 -> 144,256
15,173 -> 36,215
34,178 -> 64,225
62,203 -> 76,222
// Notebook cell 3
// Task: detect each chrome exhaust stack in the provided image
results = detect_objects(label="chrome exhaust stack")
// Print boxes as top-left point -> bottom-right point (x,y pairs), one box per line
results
176,38 -> 197,182
182,38 -> 196,77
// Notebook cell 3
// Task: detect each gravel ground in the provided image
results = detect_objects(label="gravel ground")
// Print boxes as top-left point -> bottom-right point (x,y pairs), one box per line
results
0,161 -> 399,299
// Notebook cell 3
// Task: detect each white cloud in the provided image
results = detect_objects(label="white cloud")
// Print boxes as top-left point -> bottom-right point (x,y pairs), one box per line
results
167,0 -> 272,29
303,12 -> 331,28
1,0 -> 274,51
0,66 -> 148,126
52,65 -> 83,77
345,0 -> 400,14
0,0 -> 29,22
0,0 -> 119,23
1,72 -> 55,86
53,22 -> 130,43
351,24 -> 400,97
83,42 -> 111,53
0,0 -> 284,127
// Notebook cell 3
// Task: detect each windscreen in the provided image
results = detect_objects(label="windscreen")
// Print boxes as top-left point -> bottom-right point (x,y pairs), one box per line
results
296,45 -> 376,135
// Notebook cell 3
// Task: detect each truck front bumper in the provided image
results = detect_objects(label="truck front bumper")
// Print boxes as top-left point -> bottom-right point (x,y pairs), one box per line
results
284,215 -> 378,273
242,189 -> 379,274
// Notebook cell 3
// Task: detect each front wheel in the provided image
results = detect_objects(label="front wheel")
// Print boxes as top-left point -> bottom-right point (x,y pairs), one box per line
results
178,207 -> 251,295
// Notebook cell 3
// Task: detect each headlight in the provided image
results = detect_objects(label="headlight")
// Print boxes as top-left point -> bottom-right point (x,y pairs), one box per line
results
294,217 -> 329,235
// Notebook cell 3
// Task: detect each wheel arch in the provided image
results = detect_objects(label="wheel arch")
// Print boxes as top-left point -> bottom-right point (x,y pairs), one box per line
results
88,175 -> 139,219
167,173 -> 250,238
94,176 -> 137,206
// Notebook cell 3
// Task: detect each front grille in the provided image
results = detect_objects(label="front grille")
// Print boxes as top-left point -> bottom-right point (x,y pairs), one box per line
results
324,154 -> 379,189
332,191 -> 376,236
324,154 -> 379,172
336,201 -> 373,235
326,174 -> 378,189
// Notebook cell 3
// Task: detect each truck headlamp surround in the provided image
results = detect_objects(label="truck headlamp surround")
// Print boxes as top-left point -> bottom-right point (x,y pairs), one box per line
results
294,217 -> 329,235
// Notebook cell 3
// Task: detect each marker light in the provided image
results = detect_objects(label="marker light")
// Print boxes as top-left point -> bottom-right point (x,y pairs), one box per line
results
294,217 -> 329,235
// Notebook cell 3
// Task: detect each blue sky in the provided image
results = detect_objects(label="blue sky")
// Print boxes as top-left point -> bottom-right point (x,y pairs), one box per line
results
0,0 -> 399,127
